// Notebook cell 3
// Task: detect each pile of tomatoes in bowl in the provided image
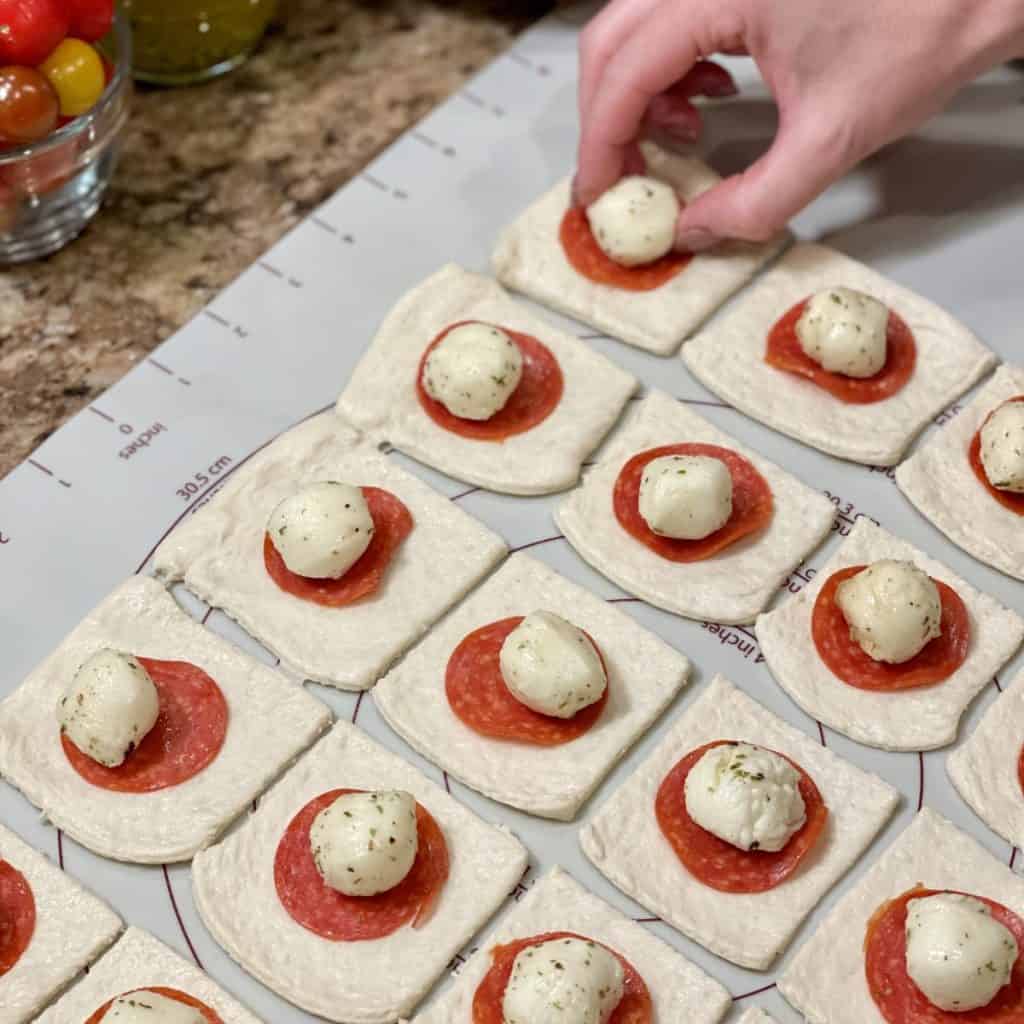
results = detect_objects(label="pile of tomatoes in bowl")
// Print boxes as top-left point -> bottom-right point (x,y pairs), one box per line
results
0,0 -> 114,148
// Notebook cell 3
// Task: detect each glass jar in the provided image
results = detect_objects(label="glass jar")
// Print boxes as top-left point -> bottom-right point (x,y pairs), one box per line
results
122,0 -> 279,85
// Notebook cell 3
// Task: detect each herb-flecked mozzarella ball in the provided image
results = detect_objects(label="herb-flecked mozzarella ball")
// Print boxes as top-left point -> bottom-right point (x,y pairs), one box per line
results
684,742 -> 807,852
57,649 -> 160,769
502,936 -> 625,1024
268,482 -> 373,580
835,559 -> 942,664
101,990 -> 207,1023
310,790 -> 418,897
422,322 -> 523,421
638,453 -> 733,540
980,401 -> 1024,493
905,893 -> 1018,1012
795,287 -> 889,378
498,610 -> 607,719
585,175 -> 680,267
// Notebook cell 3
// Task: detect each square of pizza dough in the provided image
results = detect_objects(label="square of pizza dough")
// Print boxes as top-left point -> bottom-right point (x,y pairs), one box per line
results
191,721 -> 529,1024
897,364 -> 1024,580
373,553 -> 690,821
34,927 -> 262,1023
336,264 -> 637,495
756,517 -> 1024,751
580,675 -> 899,970
153,413 -> 507,690
779,808 -> 1024,1024
947,666 -> 1024,850
0,822 -> 122,1023
555,390 -> 835,624
683,242 -> 996,465
492,143 -> 788,355
0,575 -> 332,864
413,866 -> 731,1024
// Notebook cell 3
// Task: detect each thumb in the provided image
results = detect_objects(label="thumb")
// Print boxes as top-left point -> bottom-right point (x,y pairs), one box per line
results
675,118 -> 853,249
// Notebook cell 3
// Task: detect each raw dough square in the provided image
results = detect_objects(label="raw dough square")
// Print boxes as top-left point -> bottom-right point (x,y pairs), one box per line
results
0,822 -> 122,1024
947,666 -> 1024,850
580,675 -> 899,970
778,808 -> 1024,1024
35,927 -> 263,1024
756,517 -> 1024,751
412,866 -> 731,1024
683,242 -> 996,465
555,390 -> 835,624
191,721 -> 529,1024
492,144 -> 788,355
373,553 -> 690,821
153,413 -> 507,690
897,364 -> 1024,580
0,575 -> 332,863
337,264 -> 637,495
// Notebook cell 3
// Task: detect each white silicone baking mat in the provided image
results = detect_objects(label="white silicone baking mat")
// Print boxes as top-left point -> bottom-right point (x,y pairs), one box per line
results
2,4 -> 1023,1021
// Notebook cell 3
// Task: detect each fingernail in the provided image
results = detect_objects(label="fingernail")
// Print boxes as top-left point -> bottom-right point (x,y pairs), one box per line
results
676,228 -> 719,253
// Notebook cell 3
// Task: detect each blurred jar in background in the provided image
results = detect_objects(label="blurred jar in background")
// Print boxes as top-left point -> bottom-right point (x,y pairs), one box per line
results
122,0 -> 278,85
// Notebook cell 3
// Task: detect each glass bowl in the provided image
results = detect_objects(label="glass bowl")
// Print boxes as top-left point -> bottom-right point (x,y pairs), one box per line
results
0,12 -> 132,264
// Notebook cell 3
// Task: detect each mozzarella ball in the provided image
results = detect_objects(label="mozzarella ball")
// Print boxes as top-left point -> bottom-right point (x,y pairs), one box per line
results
835,559 -> 942,664
585,175 -> 680,267
499,610 -> 607,719
906,893 -> 1018,1012
57,649 -> 159,769
502,936 -> 625,1024
422,323 -> 523,421
101,990 -> 206,1023
795,287 -> 889,378
684,742 -> 807,852
980,401 -> 1024,493
310,790 -> 418,897
268,482 -> 373,580
638,454 -> 733,541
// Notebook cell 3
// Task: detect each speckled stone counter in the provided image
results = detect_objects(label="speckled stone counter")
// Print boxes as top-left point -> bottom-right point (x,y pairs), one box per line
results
0,0 -> 556,477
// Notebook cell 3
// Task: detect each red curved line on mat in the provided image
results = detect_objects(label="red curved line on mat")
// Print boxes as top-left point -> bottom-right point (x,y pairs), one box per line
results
995,675 -> 1004,693
57,829 -> 64,870
442,771 -> 451,793
451,486 -> 481,501
606,597 -> 642,604
1011,848 -> 1018,870
162,865 -> 203,969
509,535 -> 565,554
633,916 -> 661,923
733,982 -> 778,1002
351,692 -> 364,725
817,721 -> 827,747
917,752 -> 925,812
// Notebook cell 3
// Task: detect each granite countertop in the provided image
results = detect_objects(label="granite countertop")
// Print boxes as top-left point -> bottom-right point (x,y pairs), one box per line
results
0,0 -> 557,477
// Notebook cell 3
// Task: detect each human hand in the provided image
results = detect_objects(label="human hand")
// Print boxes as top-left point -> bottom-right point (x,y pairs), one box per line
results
576,0 -> 1024,249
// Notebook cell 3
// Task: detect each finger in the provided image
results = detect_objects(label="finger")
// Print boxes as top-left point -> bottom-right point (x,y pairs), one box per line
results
674,116 -> 856,247
578,0 -> 667,124
577,0 -> 711,204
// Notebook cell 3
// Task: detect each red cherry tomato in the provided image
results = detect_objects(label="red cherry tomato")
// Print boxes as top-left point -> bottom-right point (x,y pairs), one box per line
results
0,133 -> 76,193
0,0 -> 70,66
62,0 -> 112,43
0,64 -> 58,143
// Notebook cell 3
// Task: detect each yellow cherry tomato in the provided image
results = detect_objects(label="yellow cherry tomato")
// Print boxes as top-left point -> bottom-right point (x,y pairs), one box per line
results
39,38 -> 105,118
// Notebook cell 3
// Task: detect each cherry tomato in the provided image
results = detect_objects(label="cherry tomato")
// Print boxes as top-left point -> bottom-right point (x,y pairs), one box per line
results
39,36 -> 103,116
62,0 -> 112,43
0,0 -> 69,66
0,64 -> 58,143
0,133 -> 76,194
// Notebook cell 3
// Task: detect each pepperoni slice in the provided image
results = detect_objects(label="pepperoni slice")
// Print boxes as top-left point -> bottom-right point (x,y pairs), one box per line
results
968,397 -> 1024,515
865,887 -> 1024,1023
812,565 -> 970,692
416,321 -> 563,441
61,658 -> 228,794
85,988 -> 224,1024
264,486 -> 413,607
472,930 -> 653,1024
765,299 -> 916,404
559,205 -> 692,292
274,788 -> 449,942
613,443 -> 773,562
445,617 -> 609,747
0,859 -> 34,976
655,740 -> 827,894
